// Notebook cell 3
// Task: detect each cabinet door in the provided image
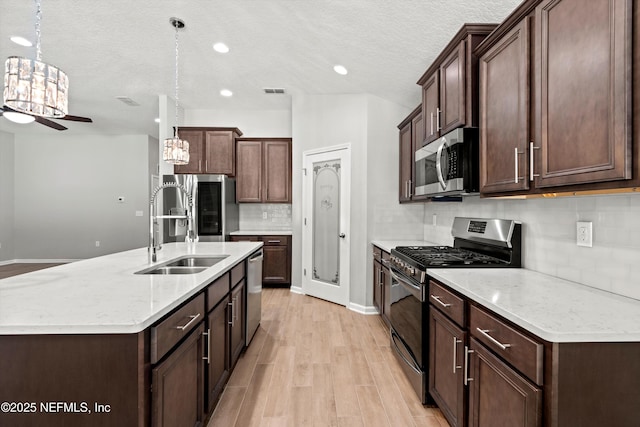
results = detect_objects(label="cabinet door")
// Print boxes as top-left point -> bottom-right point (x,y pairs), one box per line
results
440,41 -> 466,134
175,130 -> 204,174
152,323 -> 204,427
410,112 -> 428,202
399,121 -> 413,202
236,140 -> 263,202
230,282 -> 246,369
468,338 -> 541,427
422,71 -> 440,144
381,264 -> 390,326
429,308 -> 467,427
373,260 -> 382,316
205,131 -> 235,176
535,0 -> 631,188
264,140 -> 291,203
206,302 -> 229,412
479,19 -> 530,194
262,245 -> 290,284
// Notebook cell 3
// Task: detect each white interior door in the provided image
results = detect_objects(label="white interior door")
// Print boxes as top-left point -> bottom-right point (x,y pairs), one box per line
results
302,145 -> 351,306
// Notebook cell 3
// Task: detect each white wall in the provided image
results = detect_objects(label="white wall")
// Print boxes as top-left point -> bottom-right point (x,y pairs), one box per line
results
0,130 -> 15,262
422,194 -> 640,301
185,108 -> 292,138
13,134 -> 154,260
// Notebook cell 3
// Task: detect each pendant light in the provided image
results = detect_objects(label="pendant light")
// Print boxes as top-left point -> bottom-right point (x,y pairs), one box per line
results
162,17 -> 190,165
3,0 -> 69,118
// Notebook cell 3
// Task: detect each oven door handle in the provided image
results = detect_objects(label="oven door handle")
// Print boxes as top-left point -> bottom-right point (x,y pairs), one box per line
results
435,137 -> 449,190
389,266 -> 424,302
390,329 -> 422,374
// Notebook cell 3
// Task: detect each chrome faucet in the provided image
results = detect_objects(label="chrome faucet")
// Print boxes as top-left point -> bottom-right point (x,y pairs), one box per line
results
149,182 -> 195,262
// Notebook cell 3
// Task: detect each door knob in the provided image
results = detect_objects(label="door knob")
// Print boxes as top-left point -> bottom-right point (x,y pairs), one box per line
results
339,233 -> 346,238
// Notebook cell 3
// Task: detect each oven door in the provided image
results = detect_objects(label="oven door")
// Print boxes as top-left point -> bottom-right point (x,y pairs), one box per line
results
388,266 -> 427,403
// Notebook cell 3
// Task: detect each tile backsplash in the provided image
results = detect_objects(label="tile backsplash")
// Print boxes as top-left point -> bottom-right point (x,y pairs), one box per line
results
422,194 -> 640,301
239,204 -> 292,230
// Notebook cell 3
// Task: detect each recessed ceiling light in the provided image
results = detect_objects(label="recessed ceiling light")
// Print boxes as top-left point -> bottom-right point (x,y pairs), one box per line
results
213,42 -> 229,53
154,118 -> 161,123
333,65 -> 348,75
3,111 -> 36,124
10,36 -> 32,47
220,89 -> 233,97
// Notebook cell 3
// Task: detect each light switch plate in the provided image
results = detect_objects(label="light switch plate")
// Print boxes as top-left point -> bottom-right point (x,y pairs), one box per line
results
577,221 -> 593,247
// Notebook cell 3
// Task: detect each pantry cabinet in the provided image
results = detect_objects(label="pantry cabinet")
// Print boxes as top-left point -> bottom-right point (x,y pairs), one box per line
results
236,138 -> 292,203
175,127 -> 243,176
477,0 -> 633,196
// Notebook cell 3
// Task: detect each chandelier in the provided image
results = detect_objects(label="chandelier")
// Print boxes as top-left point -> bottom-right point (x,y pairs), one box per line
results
3,0 -> 68,118
162,18 -> 190,165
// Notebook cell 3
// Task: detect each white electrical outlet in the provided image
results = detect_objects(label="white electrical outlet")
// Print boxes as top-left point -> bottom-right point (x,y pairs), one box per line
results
576,221 -> 593,247
95,241 -> 101,247
263,212 -> 268,219
432,213 -> 437,226
135,211 -> 143,217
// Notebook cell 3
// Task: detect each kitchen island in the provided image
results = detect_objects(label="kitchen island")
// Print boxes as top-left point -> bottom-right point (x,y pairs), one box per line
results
0,241 -> 262,427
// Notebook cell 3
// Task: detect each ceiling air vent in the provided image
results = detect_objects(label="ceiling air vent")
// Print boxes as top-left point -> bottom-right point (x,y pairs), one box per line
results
115,96 -> 141,106
263,88 -> 286,94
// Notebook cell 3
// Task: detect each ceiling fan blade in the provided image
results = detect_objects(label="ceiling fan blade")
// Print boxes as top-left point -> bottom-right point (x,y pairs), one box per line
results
34,116 -> 67,131
60,115 -> 93,123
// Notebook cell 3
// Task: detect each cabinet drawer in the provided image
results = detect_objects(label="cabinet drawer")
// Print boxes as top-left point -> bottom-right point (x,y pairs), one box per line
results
229,236 -> 260,242
151,293 -> 205,364
207,273 -> 230,312
262,235 -> 289,246
231,262 -> 245,287
373,246 -> 382,262
470,304 -> 543,385
429,281 -> 466,326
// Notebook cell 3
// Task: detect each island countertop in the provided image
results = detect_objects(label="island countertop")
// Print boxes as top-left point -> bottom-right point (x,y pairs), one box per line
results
0,242 -> 262,335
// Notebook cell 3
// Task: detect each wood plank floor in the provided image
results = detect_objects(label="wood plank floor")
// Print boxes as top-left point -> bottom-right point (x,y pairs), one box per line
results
0,263 -> 65,279
208,288 -> 450,427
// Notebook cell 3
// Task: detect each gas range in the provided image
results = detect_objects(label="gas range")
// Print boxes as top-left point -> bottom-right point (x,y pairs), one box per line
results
389,217 -> 521,284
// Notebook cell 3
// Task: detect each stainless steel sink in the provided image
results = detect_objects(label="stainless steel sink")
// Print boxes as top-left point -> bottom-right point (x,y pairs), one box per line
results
135,255 -> 229,275
165,256 -> 228,268
142,266 -> 208,275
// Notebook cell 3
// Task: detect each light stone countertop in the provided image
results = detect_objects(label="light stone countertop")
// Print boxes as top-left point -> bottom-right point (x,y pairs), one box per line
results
230,230 -> 292,236
0,242 -> 262,335
429,268 -> 640,343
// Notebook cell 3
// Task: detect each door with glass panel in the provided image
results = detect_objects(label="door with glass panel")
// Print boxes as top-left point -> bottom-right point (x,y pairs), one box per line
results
302,145 -> 351,306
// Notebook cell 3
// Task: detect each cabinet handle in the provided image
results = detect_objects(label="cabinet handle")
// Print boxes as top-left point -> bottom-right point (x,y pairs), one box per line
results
529,142 -> 540,182
514,148 -> 524,183
464,345 -> 474,386
233,296 -> 238,324
228,302 -> 234,326
430,295 -> 451,308
436,108 -> 441,131
476,328 -> 511,350
199,160 -> 202,171
404,181 -> 408,199
453,337 -> 462,373
378,269 -> 383,286
175,313 -> 201,331
408,180 -> 413,197
206,160 -> 208,171
267,240 -> 281,244
430,112 -> 434,136
203,329 -> 211,364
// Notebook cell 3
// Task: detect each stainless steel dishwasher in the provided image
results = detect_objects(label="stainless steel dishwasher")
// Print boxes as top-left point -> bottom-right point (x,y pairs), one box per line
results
246,249 -> 263,344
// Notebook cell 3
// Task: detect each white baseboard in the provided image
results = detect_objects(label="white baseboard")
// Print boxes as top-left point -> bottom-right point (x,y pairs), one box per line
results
289,285 -> 304,294
348,302 -> 380,315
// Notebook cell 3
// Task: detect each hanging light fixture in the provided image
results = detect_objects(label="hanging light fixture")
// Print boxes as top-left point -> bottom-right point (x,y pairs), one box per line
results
162,17 -> 190,165
3,0 -> 68,118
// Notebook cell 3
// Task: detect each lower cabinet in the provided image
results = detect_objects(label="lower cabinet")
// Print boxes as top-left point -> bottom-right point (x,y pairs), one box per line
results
467,337 -> 541,427
230,280 -> 246,369
152,323 -> 205,427
230,235 -> 292,286
206,301 -> 229,412
372,245 -> 391,325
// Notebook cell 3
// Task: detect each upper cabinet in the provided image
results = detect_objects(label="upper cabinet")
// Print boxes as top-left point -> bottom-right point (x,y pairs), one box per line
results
175,127 -> 243,176
236,138 -> 292,203
418,24 -> 498,145
477,0 -> 633,196
398,105 -> 428,203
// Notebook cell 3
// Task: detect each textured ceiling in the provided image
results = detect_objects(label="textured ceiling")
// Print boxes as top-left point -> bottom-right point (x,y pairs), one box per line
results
0,0 -> 521,137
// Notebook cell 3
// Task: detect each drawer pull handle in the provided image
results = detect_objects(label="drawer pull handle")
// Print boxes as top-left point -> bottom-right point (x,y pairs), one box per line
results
430,295 -> 451,308
203,329 -> 211,364
476,328 -> 511,350
175,313 -> 201,331
267,240 -> 281,244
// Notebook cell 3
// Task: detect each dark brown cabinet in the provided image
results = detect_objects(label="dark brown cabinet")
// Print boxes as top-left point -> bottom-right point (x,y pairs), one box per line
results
417,24 -> 497,145
152,323 -> 205,427
477,0 -> 633,196
372,245 -> 390,325
230,235 -> 291,286
398,105 -> 427,203
175,127 -> 243,176
229,280 -> 246,369
206,301 -> 229,412
236,138 -> 292,203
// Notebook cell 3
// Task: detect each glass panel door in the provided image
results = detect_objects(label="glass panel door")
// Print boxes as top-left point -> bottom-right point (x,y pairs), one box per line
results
312,160 -> 341,285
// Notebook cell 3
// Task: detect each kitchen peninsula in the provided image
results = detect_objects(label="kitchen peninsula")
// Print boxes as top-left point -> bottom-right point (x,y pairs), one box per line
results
0,241 -> 262,427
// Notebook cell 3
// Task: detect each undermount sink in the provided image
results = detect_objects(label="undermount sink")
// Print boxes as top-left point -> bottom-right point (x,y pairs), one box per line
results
135,255 -> 229,275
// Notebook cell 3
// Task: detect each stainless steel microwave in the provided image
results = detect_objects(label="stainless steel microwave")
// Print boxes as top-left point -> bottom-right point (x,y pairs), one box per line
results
414,127 -> 479,197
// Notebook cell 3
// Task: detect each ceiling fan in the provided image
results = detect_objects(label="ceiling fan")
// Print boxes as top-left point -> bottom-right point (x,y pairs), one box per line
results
0,105 -> 93,131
